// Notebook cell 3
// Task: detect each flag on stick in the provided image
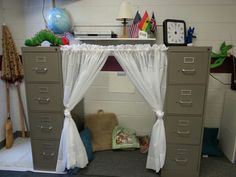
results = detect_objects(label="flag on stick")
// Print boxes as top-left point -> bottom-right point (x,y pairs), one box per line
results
138,11 -> 151,32
150,12 -> 157,33
130,11 -> 141,38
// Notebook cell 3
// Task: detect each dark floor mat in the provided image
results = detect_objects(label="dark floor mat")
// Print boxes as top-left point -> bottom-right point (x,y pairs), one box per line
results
78,150 -> 159,177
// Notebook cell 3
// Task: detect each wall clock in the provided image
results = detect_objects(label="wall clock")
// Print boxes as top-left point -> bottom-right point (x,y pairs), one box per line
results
163,19 -> 187,46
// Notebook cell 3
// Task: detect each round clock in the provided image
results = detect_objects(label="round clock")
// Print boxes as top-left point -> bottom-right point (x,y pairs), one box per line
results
163,19 -> 187,46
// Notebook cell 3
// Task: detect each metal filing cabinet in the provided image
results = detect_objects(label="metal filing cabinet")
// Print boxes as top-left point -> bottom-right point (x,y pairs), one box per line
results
22,47 -> 64,171
162,47 -> 211,177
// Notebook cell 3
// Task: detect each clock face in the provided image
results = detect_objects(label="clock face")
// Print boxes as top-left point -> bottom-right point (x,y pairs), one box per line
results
167,22 -> 185,44
163,19 -> 186,46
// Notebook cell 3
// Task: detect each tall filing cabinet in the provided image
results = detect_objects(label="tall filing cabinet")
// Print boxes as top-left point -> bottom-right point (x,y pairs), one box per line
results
22,47 -> 64,171
162,47 -> 211,177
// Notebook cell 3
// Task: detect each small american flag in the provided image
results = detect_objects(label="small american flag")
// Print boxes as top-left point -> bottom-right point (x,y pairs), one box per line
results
130,11 -> 141,38
150,12 -> 157,33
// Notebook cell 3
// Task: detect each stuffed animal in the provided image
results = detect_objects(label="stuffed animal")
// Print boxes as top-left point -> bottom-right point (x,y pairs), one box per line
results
186,27 -> 197,45
211,42 -> 233,69
24,29 -> 69,46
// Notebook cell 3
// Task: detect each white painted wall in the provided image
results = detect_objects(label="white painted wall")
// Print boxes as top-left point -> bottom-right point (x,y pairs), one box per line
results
84,72 -> 156,136
0,0 -> 235,141
205,73 -> 231,127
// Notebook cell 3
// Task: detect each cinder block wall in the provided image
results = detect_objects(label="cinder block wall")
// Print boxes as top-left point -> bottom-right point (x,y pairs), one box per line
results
0,0 -> 235,140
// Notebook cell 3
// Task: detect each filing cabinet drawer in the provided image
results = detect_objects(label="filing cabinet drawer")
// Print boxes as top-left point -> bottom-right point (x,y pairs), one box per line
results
23,52 -> 61,82
29,113 -> 64,139
168,52 -> 209,84
31,140 -> 59,171
166,85 -> 205,115
164,144 -> 199,171
165,116 -> 203,144
26,84 -> 63,111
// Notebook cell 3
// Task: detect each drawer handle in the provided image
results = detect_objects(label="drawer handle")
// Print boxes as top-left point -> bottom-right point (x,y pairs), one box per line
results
36,98 -> 50,104
175,158 -> 188,163
179,100 -> 192,105
38,125 -> 53,132
42,152 -> 55,157
177,130 -> 190,135
181,68 -> 196,74
33,67 -> 48,73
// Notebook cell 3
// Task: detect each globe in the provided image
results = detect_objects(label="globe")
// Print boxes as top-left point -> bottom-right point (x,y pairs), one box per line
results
47,8 -> 72,34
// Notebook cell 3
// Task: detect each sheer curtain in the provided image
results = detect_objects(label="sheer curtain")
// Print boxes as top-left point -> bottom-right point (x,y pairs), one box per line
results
113,44 -> 168,172
56,44 -> 111,172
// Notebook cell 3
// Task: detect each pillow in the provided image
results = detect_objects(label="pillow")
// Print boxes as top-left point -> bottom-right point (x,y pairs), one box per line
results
202,127 -> 222,156
67,167 -> 80,175
85,110 -> 118,152
80,128 -> 94,161
112,125 -> 140,150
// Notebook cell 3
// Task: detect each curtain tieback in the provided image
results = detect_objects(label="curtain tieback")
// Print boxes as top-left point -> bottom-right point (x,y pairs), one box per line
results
155,110 -> 164,119
64,108 -> 72,118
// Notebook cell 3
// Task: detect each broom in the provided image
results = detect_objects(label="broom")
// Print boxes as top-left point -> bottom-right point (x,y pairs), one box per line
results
1,24 -> 27,139
5,83 -> 14,149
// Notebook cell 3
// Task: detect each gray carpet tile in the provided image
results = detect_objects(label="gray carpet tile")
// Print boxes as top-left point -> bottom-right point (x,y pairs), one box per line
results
79,150 -> 159,177
200,156 -> 236,177
0,151 -> 236,177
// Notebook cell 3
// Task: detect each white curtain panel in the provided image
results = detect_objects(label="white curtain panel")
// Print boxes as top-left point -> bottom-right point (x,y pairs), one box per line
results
56,44 -> 110,172
113,44 -> 168,172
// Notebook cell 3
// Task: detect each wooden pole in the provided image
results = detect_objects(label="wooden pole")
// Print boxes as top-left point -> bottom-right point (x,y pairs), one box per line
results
5,82 -> 14,148
16,83 -> 29,137
6,83 -> 10,119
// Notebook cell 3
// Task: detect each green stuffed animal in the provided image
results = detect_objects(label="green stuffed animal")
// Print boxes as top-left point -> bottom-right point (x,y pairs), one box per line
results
211,42 -> 233,69
24,29 -> 69,46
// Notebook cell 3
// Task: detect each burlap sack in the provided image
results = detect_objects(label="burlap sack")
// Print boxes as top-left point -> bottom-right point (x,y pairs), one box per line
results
85,110 -> 118,152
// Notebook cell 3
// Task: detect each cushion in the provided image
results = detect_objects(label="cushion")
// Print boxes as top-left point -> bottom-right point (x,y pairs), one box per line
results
85,110 -> 118,152
112,125 -> 140,150
202,127 -> 222,156
67,167 -> 80,175
80,128 -> 94,161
